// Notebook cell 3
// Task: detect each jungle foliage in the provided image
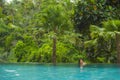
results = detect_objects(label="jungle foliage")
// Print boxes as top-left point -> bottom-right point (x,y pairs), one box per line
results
0,0 -> 120,64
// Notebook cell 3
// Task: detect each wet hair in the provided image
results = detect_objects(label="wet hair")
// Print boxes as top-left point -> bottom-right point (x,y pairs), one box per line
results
78,58 -> 83,66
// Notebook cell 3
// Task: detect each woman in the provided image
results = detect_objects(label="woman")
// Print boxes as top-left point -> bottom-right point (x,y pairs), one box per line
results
79,59 -> 86,67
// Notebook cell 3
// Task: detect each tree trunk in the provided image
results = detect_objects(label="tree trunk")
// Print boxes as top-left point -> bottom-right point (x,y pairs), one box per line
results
116,33 -> 120,63
52,27 -> 57,65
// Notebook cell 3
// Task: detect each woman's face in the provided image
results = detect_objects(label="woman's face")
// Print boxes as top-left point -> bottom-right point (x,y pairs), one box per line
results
80,59 -> 83,63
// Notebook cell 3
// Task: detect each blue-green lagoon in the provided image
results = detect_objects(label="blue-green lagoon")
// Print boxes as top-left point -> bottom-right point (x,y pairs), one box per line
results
0,63 -> 120,80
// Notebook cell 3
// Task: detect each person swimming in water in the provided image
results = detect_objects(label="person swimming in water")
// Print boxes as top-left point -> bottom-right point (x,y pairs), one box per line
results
79,59 -> 86,67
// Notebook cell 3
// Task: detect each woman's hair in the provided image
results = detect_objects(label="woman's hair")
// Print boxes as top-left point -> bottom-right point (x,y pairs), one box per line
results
78,58 -> 83,66
79,58 -> 83,61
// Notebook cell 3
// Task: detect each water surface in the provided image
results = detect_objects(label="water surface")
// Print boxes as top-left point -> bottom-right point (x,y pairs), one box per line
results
0,63 -> 120,80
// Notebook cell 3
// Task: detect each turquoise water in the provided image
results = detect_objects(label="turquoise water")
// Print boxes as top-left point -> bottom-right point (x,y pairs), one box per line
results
0,63 -> 120,80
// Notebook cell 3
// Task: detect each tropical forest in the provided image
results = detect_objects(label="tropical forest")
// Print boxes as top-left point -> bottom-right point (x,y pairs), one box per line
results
0,0 -> 120,65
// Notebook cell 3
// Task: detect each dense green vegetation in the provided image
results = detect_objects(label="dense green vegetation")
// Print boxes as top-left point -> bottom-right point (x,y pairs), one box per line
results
0,0 -> 120,64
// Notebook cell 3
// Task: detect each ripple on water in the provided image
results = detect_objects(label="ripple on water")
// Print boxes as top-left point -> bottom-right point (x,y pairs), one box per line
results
15,74 -> 20,76
5,69 -> 16,73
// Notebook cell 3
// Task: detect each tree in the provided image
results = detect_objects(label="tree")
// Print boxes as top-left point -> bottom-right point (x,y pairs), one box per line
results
103,20 -> 120,63
89,20 -> 120,63
38,0 -> 73,65
74,0 -> 120,35
0,0 -> 42,62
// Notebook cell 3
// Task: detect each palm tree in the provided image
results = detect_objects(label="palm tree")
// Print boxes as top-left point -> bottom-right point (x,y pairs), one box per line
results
38,0 -> 73,65
90,20 -> 120,63
103,20 -> 120,63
